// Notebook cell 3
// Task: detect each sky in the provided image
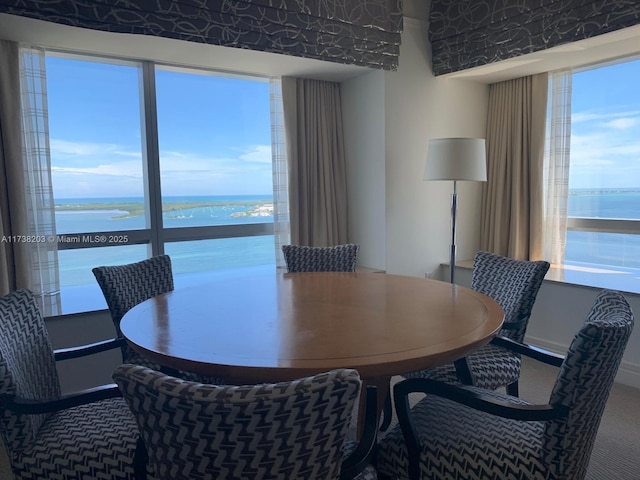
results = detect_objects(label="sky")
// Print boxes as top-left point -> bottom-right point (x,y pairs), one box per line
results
569,57 -> 640,190
46,56 -> 272,199
46,53 -> 640,199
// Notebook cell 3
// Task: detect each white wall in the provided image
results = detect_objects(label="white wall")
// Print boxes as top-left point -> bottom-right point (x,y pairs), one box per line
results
342,71 -> 386,270
453,266 -> 640,387
530,283 -> 640,386
46,310 -> 121,392
382,18 -> 489,276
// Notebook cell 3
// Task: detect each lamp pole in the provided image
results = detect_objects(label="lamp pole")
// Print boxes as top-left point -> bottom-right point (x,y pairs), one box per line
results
423,137 -> 487,286
449,180 -> 458,284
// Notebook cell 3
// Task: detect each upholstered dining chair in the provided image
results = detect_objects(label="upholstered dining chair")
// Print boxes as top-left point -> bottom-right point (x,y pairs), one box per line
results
0,289 -> 139,480
377,289 -> 634,480
114,365 -> 378,480
92,254 -> 174,370
282,243 -> 360,272
93,255 -> 222,384
405,251 -> 550,395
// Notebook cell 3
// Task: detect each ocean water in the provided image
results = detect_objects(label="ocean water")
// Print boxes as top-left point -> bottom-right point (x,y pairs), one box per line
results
54,191 -> 640,312
566,189 -> 640,270
55,191 -> 640,280
55,195 -> 276,289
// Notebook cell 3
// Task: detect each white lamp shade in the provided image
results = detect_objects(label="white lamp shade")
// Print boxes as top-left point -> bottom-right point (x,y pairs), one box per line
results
424,138 -> 487,182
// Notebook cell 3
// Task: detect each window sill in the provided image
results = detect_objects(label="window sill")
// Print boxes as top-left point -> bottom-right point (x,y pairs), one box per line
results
453,259 -> 640,296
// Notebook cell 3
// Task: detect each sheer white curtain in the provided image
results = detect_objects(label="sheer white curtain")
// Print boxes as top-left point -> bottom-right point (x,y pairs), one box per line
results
269,77 -> 290,268
543,69 -> 573,267
19,46 -> 61,316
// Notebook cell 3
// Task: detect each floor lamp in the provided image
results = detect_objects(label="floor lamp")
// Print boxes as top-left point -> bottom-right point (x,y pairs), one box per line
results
424,138 -> 487,284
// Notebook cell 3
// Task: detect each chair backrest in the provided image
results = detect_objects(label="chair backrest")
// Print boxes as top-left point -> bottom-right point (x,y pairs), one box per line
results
471,251 -> 550,341
113,365 -> 361,480
0,289 -> 61,452
282,244 -> 360,273
545,290 -> 634,480
92,255 -> 174,333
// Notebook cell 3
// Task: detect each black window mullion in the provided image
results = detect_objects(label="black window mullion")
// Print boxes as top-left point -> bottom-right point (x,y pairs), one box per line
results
140,61 -> 164,256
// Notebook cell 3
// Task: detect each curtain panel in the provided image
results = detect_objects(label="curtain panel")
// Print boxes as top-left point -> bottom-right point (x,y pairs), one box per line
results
0,0 -> 403,70
281,76 -> 348,247
0,41 -> 60,316
480,73 -> 548,260
269,77 -> 290,268
543,70 -> 573,267
0,40 -> 31,297
19,47 -> 61,317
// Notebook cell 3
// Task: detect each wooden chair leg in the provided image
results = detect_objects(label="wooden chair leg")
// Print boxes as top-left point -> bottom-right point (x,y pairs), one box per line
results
506,380 -> 519,397
133,436 -> 149,480
380,392 -> 393,431
453,357 -> 474,386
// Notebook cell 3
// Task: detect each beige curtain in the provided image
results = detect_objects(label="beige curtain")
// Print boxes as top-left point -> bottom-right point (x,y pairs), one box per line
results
269,77 -> 290,268
0,40 -> 31,297
543,70 -> 572,266
281,77 -> 348,246
480,73 -> 549,260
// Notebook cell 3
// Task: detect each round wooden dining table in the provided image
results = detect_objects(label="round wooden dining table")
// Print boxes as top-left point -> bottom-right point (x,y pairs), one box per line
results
120,269 -> 504,429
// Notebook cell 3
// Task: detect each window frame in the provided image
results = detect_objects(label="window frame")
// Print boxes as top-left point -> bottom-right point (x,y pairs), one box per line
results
556,57 -> 640,292
45,51 -> 276,312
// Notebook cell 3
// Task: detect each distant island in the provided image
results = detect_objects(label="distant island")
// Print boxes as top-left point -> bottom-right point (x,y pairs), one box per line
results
55,200 -> 273,219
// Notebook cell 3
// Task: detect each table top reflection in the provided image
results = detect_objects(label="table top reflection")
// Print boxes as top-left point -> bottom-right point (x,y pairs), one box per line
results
120,270 -> 504,384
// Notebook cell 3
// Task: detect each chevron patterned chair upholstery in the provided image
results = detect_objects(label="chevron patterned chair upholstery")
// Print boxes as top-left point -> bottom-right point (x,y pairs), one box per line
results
0,289 -> 140,480
404,251 -> 550,396
92,255 -> 222,384
113,366 -> 377,480
282,244 -> 360,272
92,255 -> 174,371
377,289 -> 634,480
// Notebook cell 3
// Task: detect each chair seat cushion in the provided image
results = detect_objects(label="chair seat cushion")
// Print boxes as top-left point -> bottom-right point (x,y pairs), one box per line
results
405,344 -> 522,391
377,387 -> 548,480
10,398 -> 139,480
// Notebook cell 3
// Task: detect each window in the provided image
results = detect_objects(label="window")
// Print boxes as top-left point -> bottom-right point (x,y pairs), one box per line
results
41,53 -> 281,315
554,58 -> 640,292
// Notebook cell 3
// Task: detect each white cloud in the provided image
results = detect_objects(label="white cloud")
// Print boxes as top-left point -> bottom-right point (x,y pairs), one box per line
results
568,124 -> 640,189
50,139 -> 273,197
572,109 -> 640,123
52,161 -> 142,178
604,117 -> 637,130
50,139 -> 141,159
239,145 -> 272,164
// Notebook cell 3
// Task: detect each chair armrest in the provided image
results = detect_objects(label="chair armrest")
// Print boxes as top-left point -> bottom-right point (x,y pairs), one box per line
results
340,386 -> 377,480
54,337 -> 126,361
394,378 -> 568,422
393,378 -> 568,480
490,336 -> 565,367
499,313 -> 529,332
0,383 -> 122,414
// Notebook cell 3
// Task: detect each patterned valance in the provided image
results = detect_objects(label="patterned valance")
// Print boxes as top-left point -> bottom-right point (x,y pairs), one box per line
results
0,0 -> 403,70
430,0 -> 640,76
